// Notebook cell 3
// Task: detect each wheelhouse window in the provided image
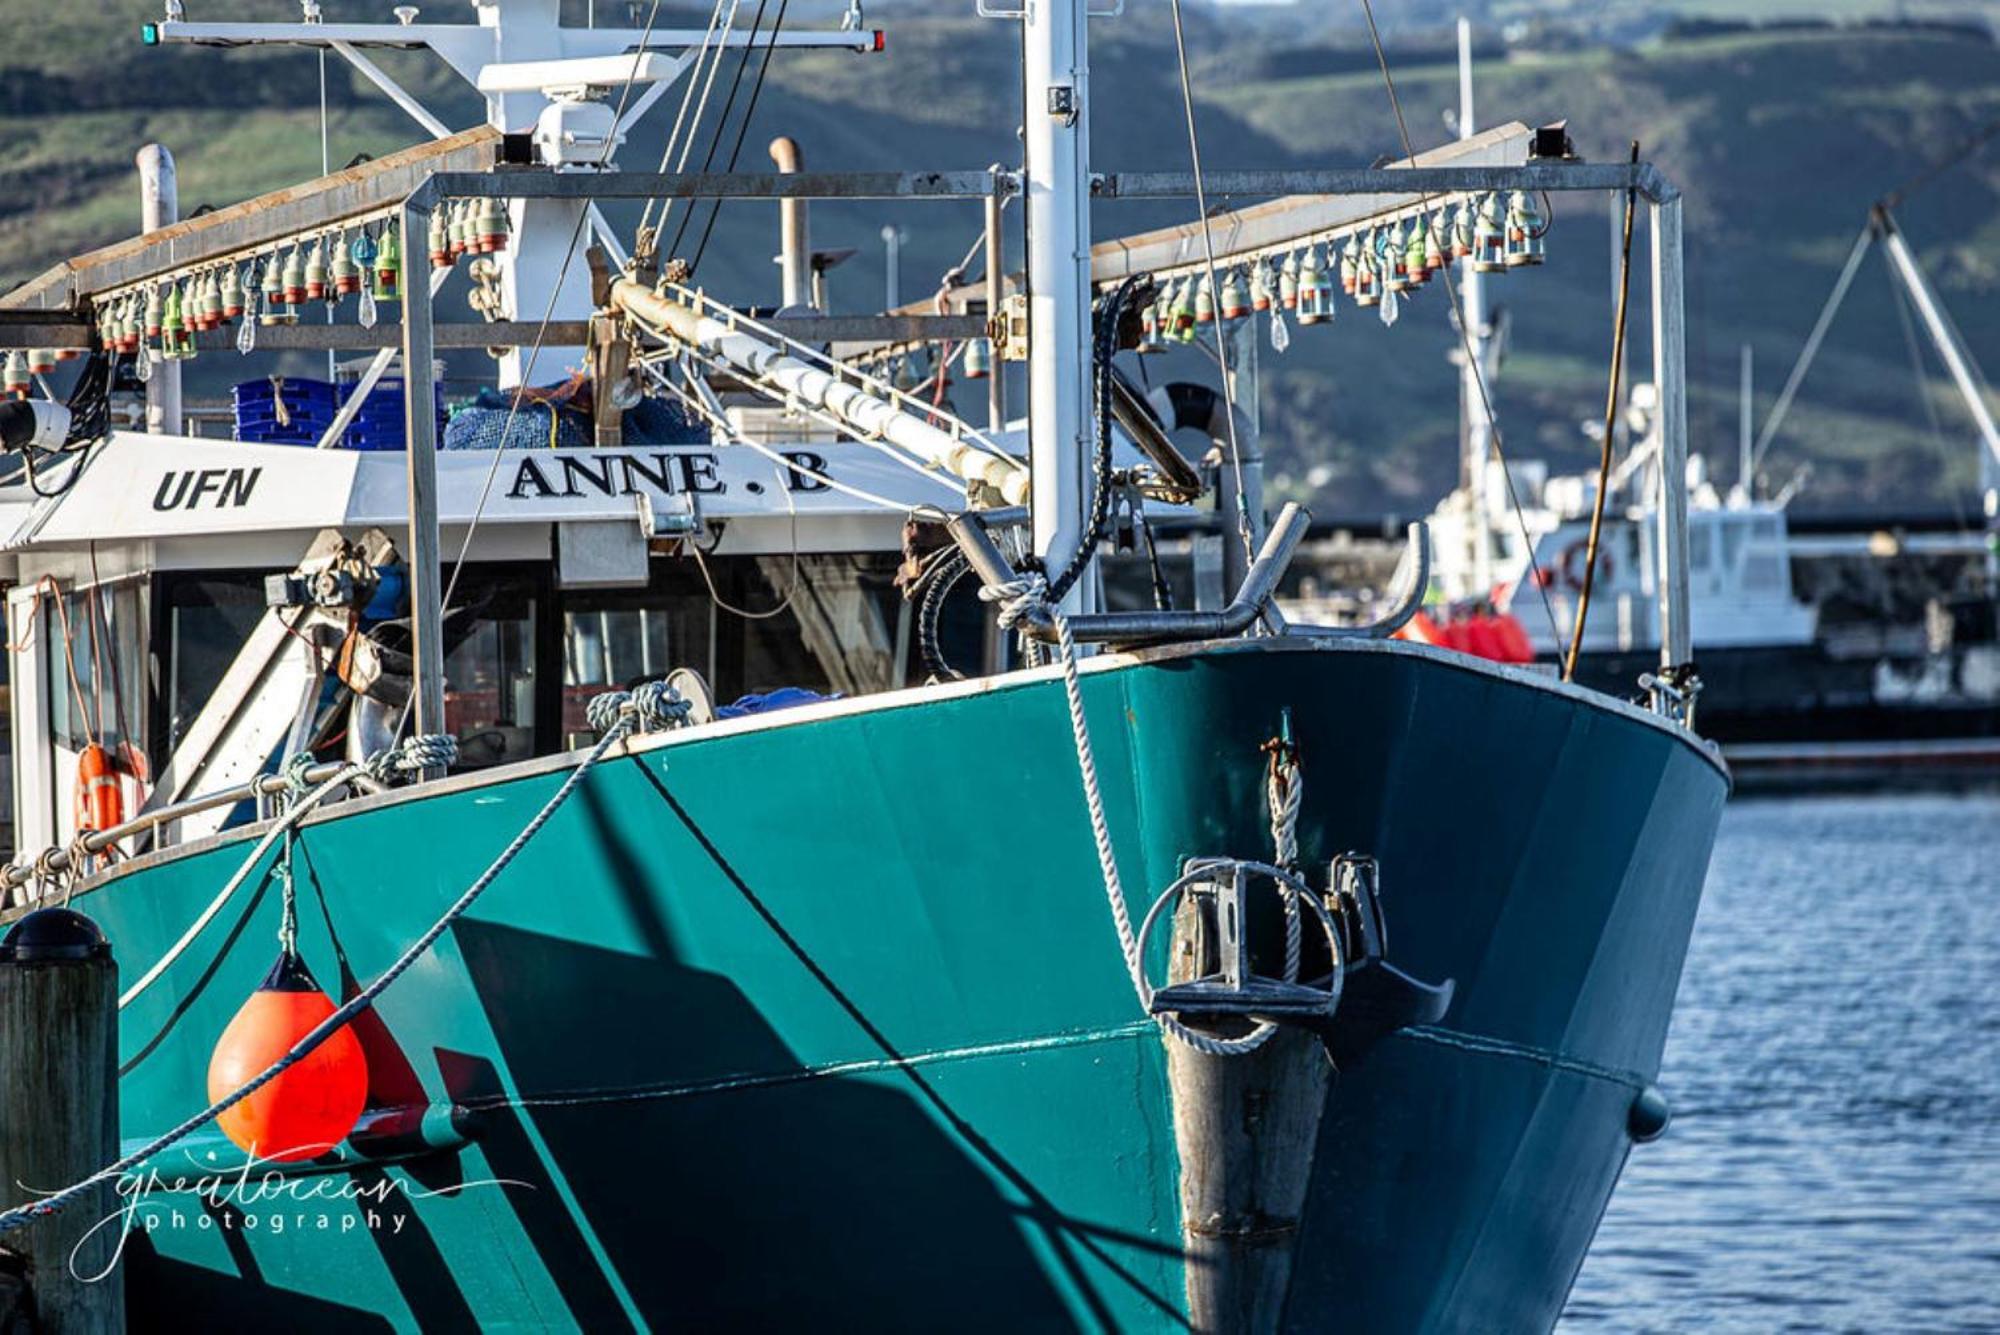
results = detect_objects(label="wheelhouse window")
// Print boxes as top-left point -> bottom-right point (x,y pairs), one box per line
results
143,550 -> 984,780
157,573 -> 267,760
555,553 -> 932,743
444,579 -> 538,769
32,577 -> 150,848
44,580 -> 147,762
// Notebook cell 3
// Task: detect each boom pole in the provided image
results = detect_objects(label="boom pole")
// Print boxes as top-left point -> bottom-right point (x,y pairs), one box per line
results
1875,206 -> 2000,584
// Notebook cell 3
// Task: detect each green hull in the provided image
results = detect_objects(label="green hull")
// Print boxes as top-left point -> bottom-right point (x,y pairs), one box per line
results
82,638 -> 1726,1331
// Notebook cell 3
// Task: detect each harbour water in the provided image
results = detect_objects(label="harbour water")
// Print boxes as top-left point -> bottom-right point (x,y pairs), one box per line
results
1563,791 -> 2000,1331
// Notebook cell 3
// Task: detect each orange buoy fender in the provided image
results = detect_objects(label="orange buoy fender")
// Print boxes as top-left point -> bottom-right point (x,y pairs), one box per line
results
73,743 -> 124,833
208,951 -> 368,1163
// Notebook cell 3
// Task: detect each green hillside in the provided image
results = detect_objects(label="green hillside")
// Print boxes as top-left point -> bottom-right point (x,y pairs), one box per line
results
2,2 -> 1996,519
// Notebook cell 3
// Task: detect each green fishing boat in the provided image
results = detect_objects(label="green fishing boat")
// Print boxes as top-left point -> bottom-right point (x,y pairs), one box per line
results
0,3 -> 1724,1329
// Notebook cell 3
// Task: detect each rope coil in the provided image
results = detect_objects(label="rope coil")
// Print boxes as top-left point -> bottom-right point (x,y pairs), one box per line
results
366,733 -> 459,781
586,679 -> 692,738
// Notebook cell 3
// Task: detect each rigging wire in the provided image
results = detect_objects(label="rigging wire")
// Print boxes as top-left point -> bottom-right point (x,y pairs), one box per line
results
1354,0 -> 1563,648
88,544 -> 138,772
1880,114 -> 2000,213
1883,251 -> 1971,532
1751,223 -> 1873,477
667,0 -> 772,259
319,46 -> 335,381
637,0 -> 744,241
410,0 -> 669,739
690,0 -> 793,272
1166,0 -> 1254,571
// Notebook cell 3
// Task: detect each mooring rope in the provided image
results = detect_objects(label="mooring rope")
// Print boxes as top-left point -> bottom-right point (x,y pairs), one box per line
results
116,735 -> 454,1012
985,577 -> 1313,1057
0,711 -> 645,1238
585,679 -> 692,737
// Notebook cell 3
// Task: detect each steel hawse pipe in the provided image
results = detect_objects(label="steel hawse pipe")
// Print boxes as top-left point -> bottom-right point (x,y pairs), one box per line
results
607,277 -> 1032,506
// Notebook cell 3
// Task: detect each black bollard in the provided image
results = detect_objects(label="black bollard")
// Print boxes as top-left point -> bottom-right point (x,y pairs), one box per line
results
0,908 -> 122,1333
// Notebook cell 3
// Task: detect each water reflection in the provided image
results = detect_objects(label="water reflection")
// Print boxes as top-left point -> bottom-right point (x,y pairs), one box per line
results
1565,792 -> 2000,1331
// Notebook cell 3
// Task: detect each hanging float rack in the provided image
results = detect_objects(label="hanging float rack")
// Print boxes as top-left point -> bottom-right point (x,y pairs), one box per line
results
0,148 -> 1692,731
0,151 -> 1007,353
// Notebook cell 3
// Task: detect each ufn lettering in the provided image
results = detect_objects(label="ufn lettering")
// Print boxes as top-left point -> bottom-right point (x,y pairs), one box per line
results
153,468 -> 263,511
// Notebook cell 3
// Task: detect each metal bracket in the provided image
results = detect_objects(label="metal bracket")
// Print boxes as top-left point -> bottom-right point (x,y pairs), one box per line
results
996,292 -> 1030,361
1640,665 -> 1702,728
1141,858 -> 1343,1023
1328,853 -> 1388,963
637,491 -> 701,540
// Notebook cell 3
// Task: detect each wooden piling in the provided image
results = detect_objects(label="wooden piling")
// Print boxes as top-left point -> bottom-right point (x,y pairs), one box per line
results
0,908 -> 123,1333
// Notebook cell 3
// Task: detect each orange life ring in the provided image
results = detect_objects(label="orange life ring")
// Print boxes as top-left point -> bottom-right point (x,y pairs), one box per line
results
73,742 -> 125,833
1556,540 -> 1614,592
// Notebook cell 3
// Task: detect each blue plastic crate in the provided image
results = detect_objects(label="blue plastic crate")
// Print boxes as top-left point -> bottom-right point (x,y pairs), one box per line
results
233,377 -> 337,414
334,376 -> 444,451
236,421 -> 329,446
233,406 -> 337,429
233,377 -> 341,446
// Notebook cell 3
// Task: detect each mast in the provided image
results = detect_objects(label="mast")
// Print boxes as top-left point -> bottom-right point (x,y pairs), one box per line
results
136,145 -> 182,438
1023,0 -> 1096,613
1738,344 -> 1753,502
1456,18 -> 1494,598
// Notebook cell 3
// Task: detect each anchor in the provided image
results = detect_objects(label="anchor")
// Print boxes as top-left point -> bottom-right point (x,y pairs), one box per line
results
1146,850 -> 1454,1334
1141,852 -> 1454,1066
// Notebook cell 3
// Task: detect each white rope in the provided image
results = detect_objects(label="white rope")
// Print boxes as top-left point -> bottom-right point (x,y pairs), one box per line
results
1267,754 -> 1304,984
995,575 -> 1309,1057
0,715 -> 632,1239
116,765 -> 362,1011
116,734 -> 459,1011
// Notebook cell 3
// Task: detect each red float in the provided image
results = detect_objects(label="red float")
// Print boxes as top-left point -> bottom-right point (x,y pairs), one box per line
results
207,951 -> 368,1163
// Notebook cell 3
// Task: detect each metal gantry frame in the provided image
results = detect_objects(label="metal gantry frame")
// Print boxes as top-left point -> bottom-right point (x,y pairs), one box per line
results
384,158 -> 1693,734
0,157 -> 1693,736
